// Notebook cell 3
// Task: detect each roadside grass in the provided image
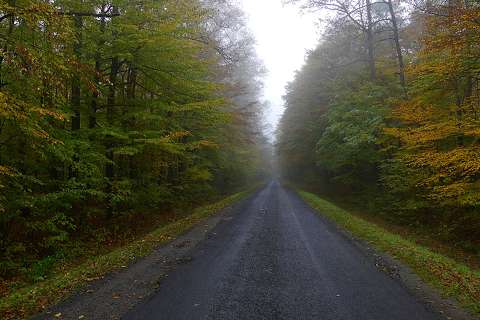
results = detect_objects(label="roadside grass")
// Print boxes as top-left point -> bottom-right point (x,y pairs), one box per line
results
299,190 -> 480,316
0,189 -> 253,320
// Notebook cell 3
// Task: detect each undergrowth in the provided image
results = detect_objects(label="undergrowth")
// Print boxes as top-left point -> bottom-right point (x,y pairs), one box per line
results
0,189 -> 253,320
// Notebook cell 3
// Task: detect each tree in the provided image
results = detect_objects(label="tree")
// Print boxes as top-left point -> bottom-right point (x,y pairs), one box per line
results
384,0 -> 480,235
286,0 -> 407,87
0,0 -> 268,279
277,0 -> 480,243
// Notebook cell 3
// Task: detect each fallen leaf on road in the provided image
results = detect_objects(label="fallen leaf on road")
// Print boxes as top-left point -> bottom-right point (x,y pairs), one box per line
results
86,277 -> 100,282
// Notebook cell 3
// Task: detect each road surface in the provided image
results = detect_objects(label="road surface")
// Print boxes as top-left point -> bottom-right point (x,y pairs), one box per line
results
123,181 -> 441,320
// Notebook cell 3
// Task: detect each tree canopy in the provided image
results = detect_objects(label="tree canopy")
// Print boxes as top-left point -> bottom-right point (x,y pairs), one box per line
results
0,0 -> 269,278
277,0 -> 480,245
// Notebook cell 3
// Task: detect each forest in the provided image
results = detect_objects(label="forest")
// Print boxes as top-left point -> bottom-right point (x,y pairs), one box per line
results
2,0 -> 480,318
277,0 -> 480,250
0,0 -> 270,281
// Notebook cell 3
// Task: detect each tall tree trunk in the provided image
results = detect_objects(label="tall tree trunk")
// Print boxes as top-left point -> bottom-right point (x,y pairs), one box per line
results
125,63 -> 136,117
107,56 -> 119,125
105,53 -> 120,218
447,0 -> 465,146
387,0 -> 407,95
365,0 -> 376,80
0,0 -> 15,88
105,6 -> 120,218
71,15 -> 82,131
89,57 -> 100,129
89,11 -> 107,129
69,15 -> 83,179
106,6 -> 120,126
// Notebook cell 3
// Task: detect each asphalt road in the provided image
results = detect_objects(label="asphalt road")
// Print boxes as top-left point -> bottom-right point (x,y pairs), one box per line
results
123,181 -> 441,320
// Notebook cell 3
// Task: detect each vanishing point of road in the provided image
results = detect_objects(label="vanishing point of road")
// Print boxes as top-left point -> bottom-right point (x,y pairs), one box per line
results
123,181 -> 440,320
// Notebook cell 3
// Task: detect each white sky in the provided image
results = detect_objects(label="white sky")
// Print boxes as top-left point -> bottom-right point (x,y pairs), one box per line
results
240,0 -> 321,134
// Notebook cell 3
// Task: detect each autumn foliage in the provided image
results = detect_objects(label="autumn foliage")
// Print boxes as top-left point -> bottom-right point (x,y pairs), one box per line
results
277,0 -> 480,247
0,0 -> 268,280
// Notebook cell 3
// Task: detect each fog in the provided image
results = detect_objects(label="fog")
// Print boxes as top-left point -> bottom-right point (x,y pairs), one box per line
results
240,0 -> 320,135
